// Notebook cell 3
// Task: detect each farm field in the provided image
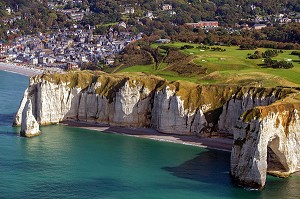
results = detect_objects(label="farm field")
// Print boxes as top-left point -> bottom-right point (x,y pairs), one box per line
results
113,42 -> 300,87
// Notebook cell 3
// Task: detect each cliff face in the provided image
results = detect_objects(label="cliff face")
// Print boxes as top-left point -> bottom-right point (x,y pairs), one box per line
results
218,89 -> 279,133
16,72 -> 289,136
231,104 -> 300,188
14,72 -> 164,127
14,71 -> 300,189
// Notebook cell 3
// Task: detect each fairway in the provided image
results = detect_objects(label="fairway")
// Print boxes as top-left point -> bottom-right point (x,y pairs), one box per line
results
114,42 -> 300,87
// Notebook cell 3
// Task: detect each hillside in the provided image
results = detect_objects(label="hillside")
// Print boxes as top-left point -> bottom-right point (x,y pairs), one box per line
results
86,0 -> 300,24
1,0 -> 299,44
0,0 -> 68,38
106,42 -> 300,87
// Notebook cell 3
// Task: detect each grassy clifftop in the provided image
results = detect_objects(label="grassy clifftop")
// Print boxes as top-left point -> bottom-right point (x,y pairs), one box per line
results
242,102 -> 300,134
39,71 -> 165,89
241,86 -> 300,126
34,71 -> 299,114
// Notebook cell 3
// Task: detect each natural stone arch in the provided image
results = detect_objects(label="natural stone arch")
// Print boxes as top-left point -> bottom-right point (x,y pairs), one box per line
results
267,136 -> 290,177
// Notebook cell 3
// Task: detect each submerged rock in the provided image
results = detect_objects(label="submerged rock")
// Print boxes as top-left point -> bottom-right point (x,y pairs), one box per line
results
20,99 -> 40,137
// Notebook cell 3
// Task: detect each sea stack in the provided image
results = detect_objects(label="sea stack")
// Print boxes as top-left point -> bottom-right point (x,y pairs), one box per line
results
20,99 -> 40,137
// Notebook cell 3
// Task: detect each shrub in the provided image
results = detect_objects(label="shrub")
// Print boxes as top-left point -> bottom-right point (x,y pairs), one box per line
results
262,49 -> 279,58
291,51 -> 300,56
264,57 -> 294,69
180,45 -> 194,50
240,44 -> 257,50
248,50 -> 262,59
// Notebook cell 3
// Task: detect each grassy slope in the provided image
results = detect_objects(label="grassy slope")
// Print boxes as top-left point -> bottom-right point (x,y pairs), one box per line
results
115,42 -> 300,87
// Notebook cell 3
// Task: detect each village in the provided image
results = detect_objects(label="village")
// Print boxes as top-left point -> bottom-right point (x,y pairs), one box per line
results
0,0 -> 299,72
0,25 -> 143,71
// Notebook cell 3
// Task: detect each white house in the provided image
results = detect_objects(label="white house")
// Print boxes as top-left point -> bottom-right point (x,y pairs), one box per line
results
162,4 -> 172,11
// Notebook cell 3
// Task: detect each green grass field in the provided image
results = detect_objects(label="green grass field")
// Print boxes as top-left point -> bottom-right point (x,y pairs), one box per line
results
115,42 -> 300,87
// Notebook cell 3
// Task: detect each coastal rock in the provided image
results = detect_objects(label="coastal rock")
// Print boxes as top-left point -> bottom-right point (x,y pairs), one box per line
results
14,71 -> 300,189
218,89 -> 278,133
231,105 -> 300,188
20,99 -> 40,137
109,81 -> 152,126
13,88 -> 28,126
14,72 -> 163,128
36,80 -> 81,125
151,86 -> 207,135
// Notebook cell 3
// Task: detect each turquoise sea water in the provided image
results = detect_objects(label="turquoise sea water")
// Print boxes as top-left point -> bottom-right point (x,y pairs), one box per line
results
0,70 -> 300,199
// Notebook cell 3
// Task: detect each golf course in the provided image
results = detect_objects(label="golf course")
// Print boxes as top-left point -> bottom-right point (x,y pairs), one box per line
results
109,42 -> 300,88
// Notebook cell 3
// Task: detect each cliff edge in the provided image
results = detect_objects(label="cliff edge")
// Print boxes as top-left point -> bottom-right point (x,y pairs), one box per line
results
14,71 -> 300,189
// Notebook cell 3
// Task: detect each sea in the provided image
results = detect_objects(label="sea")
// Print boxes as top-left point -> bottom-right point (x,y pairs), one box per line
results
0,70 -> 299,199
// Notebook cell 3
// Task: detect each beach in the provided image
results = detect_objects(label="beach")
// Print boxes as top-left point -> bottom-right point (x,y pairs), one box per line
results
0,62 -> 44,77
62,120 -> 233,152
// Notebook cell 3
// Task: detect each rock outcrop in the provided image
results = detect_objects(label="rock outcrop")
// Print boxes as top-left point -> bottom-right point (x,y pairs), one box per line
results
14,71 -> 300,188
20,99 -> 40,137
14,88 -> 29,126
231,104 -> 300,188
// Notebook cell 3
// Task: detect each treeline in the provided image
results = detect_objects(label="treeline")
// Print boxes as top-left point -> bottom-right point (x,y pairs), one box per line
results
185,24 -> 300,50
135,22 -> 300,50
261,23 -> 300,43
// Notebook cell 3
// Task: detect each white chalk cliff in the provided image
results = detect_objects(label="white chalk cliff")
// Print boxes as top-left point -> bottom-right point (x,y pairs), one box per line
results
231,104 -> 300,188
20,99 -> 40,137
14,71 -> 300,189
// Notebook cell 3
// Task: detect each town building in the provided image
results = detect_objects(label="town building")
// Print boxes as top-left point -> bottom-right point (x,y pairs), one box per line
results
185,21 -> 219,28
162,4 -> 172,11
253,24 -> 267,30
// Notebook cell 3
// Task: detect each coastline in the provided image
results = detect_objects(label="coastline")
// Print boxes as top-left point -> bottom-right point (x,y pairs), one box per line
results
61,120 -> 233,152
0,62 -> 43,77
1,63 -> 232,152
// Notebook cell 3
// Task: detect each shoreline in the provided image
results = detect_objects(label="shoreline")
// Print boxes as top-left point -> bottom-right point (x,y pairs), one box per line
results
0,62 -> 43,77
61,120 -> 233,152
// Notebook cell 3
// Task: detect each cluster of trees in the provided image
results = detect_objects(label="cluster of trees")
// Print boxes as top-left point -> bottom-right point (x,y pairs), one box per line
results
180,45 -> 194,50
179,45 -> 226,52
291,51 -> 300,56
210,47 -> 226,52
196,45 -> 211,50
263,57 -> 294,69
174,24 -> 300,49
248,49 -> 283,59
261,23 -> 300,44
82,0 -> 122,25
